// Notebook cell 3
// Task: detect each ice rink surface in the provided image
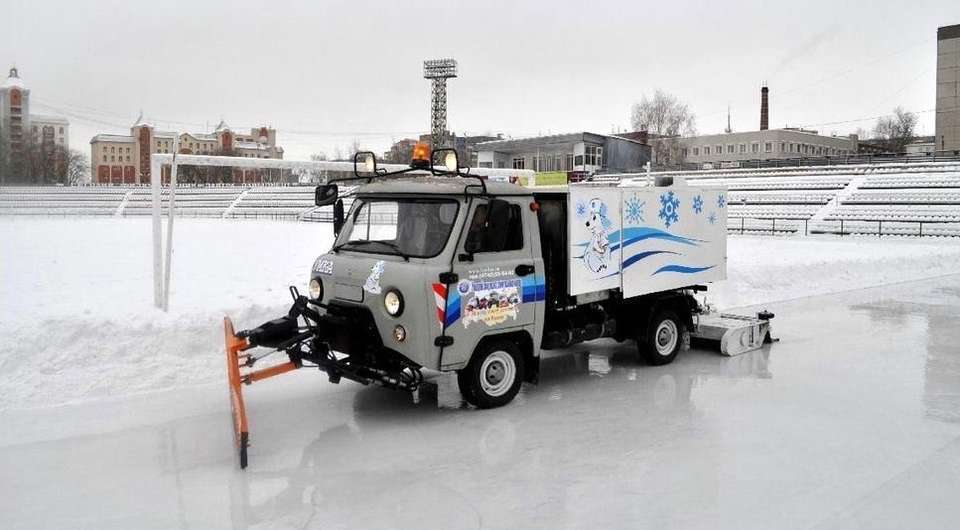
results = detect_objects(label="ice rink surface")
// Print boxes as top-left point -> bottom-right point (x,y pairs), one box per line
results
2,218 -> 960,529
2,271 -> 960,529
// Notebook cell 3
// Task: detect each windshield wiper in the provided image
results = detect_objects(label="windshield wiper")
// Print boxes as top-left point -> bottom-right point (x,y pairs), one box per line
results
331,240 -> 409,261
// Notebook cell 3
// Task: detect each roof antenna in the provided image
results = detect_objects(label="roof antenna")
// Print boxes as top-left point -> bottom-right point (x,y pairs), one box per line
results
725,104 -> 732,134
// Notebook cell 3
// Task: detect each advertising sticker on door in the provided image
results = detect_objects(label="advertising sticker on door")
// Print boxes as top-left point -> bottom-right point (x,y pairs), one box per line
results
460,277 -> 522,328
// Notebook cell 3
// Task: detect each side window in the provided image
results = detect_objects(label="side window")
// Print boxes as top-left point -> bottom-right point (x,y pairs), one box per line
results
465,200 -> 523,253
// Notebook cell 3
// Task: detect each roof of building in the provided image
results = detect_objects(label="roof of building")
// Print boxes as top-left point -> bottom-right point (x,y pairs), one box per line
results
476,132 -> 609,151
2,67 -> 25,89
938,24 -> 960,40
358,176 -> 530,196
214,119 -> 231,132
90,134 -> 135,144
30,114 -> 69,125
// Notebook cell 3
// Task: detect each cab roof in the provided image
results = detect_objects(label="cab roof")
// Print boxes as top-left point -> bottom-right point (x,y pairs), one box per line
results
355,176 -> 534,196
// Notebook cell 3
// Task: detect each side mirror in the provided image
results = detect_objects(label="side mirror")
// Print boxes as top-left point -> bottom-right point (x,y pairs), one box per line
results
333,199 -> 345,237
354,151 -> 378,176
315,184 -> 339,206
431,148 -> 460,174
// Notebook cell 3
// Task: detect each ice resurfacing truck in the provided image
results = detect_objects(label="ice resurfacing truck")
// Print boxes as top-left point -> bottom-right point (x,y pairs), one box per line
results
223,145 -> 774,467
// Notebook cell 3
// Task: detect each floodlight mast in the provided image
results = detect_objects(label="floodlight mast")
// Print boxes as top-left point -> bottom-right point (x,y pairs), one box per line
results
423,58 -> 458,149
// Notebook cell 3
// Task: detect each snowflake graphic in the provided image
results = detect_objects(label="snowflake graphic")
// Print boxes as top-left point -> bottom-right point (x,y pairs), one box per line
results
708,211 -> 717,225
692,195 -> 704,214
575,201 -> 588,218
717,193 -> 726,209
624,196 -> 645,224
658,191 -> 680,228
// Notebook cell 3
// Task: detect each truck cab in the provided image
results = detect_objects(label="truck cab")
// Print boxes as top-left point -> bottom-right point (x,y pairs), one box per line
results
309,178 -> 545,407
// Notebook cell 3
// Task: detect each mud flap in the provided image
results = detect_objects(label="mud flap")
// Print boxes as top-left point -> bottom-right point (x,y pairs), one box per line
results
224,317 -> 251,469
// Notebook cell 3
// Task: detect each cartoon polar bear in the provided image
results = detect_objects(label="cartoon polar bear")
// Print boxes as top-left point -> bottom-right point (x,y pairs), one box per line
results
582,198 -> 612,273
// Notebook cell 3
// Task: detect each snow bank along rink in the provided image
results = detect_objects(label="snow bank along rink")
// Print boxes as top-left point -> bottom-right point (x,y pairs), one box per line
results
2,216 -> 960,410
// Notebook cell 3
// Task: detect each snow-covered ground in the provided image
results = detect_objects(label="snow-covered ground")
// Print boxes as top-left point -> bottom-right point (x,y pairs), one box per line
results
2,217 -> 960,410
3,217 -> 960,529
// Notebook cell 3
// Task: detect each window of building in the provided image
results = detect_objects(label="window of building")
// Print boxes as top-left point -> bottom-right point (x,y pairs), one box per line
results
59,127 -> 64,134
479,162 -> 493,168
102,155 -> 107,162
512,157 -> 525,170
727,144 -> 734,154
751,143 -> 759,153
465,201 -> 523,253
703,146 -> 710,156
574,155 -> 583,166
764,142 -> 772,153
780,142 -> 786,152
715,145 -> 722,155
681,148 -> 688,157
585,145 -> 602,166
111,156 -> 115,162
692,147 -> 700,156
739,144 -> 746,154
111,146 -> 115,152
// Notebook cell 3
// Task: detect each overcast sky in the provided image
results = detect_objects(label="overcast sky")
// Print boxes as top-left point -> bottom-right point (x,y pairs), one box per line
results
3,0 -> 958,160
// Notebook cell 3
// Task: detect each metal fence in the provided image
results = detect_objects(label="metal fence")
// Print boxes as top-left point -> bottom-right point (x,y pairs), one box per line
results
728,216 -> 960,238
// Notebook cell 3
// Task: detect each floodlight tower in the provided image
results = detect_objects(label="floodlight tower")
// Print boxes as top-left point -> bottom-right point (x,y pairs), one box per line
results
423,58 -> 457,148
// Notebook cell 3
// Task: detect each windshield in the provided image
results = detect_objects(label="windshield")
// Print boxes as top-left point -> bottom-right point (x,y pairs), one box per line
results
334,198 -> 460,258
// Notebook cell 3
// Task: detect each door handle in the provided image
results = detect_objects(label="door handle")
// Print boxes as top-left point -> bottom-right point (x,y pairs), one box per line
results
515,264 -> 535,276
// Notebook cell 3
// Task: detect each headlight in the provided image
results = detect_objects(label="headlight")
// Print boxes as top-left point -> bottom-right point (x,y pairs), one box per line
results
384,289 -> 403,316
309,278 -> 323,300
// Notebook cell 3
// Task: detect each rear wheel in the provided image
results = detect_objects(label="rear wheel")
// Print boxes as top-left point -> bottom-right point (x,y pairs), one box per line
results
639,309 -> 683,366
458,340 -> 524,408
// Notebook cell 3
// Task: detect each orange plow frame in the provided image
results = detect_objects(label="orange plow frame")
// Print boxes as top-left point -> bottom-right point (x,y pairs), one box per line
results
224,316 -> 298,469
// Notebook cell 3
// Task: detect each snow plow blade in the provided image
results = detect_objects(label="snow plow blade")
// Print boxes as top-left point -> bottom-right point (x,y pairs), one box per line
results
224,317 -> 251,469
224,316 -> 299,469
691,311 -> 775,356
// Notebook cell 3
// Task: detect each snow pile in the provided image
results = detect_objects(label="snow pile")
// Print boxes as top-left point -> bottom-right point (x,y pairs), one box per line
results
2,217 -> 960,410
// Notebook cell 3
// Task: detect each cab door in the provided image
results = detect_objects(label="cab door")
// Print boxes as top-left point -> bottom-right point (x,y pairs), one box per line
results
438,196 -> 540,371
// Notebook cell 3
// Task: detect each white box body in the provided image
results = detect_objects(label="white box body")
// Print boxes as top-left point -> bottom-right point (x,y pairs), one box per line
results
567,182 -> 727,297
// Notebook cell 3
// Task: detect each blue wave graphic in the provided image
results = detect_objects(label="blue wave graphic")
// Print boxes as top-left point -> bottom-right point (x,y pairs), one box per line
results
653,264 -> 715,275
623,250 -> 679,269
613,227 -> 704,251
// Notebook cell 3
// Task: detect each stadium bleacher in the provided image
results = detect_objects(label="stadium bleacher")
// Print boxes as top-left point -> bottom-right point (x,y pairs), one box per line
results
2,161 -> 959,236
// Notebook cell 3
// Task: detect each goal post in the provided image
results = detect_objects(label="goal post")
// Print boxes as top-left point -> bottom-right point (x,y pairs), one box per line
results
149,152 -> 535,310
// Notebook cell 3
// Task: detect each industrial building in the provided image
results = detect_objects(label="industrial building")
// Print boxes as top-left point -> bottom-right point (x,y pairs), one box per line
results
936,23 -> 960,154
659,86 -> 858,169
475,132 -> 651,178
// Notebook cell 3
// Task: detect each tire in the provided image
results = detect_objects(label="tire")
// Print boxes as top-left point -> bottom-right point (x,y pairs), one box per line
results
639,309 -> 683,366
458,340 -> 524,409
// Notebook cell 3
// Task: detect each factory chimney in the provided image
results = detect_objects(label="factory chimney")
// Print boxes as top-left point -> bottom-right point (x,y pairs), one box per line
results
760,84 -> 769,131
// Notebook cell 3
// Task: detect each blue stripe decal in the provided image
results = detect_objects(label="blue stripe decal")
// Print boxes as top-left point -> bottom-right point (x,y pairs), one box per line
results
521,275 -> 546,302
445,293 -> 460,326
653,264 -> 715,275
623,250 -> 679,269
612,227 -> 704,251
573,227 -> 705,252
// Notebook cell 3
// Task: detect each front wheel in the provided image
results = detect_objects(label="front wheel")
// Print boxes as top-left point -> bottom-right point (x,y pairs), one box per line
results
639,309 -> 684,366
458,340 -> 524,409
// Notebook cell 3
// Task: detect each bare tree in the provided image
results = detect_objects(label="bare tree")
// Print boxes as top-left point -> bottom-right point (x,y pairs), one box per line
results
872,107 -> 917,153
63,148 -> 90,185
630,90 -> 697,169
